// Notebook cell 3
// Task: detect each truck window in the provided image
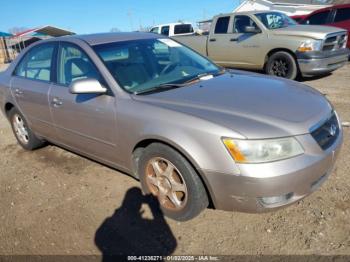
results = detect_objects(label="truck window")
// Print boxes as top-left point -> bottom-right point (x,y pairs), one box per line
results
334,8 -> 350,23
233,15 -> 258,33
174,24 -> 194,34
214,16 -> 230,34
161,26 -> 170,36
305,11 -> 331,25
150,27 -> 159,34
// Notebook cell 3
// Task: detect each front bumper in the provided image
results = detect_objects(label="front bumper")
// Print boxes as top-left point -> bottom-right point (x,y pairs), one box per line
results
297,48 -> 349,76
201,129 -> 343,213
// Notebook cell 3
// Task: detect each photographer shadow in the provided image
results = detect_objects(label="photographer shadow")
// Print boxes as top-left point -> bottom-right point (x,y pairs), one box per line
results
95,187 -> 177,261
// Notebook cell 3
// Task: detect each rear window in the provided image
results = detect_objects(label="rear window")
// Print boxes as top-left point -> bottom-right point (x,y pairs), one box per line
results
334,8 -> 350,23
174,24 -> 194,34
215,16 -> 230,34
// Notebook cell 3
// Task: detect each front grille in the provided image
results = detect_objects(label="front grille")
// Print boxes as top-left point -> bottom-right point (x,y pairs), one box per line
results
311,113 -> 340,150
322,33 -> 347,51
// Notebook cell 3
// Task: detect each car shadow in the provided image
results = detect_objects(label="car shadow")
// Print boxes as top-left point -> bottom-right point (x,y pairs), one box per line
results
298,73 -> 332,82
95,187 -> 177,261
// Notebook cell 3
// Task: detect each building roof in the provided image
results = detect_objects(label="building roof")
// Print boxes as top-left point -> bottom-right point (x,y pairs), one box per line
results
15,26 -> 75,37
269,0 -> 350,4
233,0 -> 339,16
0,31 -> 13,37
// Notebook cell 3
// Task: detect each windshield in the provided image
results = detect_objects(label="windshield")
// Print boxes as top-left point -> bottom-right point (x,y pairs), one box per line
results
93,38 -> 220,94
255,12 -> 297,30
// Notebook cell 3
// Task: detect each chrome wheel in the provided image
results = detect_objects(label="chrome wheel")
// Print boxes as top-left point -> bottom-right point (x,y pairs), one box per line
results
145,157 -> 188,211
12,114 -> 29,145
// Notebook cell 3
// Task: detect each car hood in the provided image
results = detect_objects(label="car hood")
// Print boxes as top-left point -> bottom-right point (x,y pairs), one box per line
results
271,25 -> 347,39
132,71 -> 332,139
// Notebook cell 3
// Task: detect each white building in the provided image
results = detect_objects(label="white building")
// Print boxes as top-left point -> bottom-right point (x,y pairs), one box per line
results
233,0 -> 349,16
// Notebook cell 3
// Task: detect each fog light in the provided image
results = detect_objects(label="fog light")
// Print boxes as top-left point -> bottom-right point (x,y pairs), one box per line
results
260,193 -> 293,206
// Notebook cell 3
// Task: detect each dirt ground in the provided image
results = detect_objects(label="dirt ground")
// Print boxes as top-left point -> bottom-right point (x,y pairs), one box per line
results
0,63 -> 349,258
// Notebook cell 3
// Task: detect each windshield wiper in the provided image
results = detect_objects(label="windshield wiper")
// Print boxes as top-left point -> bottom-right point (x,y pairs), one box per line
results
134,70 -> 226,95
134,83 -> 187,95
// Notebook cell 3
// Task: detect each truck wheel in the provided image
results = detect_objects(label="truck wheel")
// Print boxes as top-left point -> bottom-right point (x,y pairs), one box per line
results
8,108 -> 45,150
266,51 -> 298,80
138,143 -> 209,221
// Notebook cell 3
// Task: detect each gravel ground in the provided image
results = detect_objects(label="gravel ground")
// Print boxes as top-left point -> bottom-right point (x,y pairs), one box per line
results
0,64 -> 7,72
0,63 -> 349,258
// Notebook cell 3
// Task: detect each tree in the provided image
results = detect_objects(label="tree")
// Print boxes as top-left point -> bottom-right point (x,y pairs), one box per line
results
110,27 -> 122,33
8,27 -> 29,35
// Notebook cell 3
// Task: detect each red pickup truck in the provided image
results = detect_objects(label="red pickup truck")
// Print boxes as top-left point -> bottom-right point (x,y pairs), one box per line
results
292,4 -> 350,49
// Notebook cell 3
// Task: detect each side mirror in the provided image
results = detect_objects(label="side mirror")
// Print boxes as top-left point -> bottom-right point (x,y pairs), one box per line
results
244,26 -> 261,34
69,78 -> 107,94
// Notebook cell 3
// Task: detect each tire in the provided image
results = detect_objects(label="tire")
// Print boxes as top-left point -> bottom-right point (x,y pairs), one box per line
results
8,107 -> 45,150
138,143 -> 209,221
266,51 -> 298,80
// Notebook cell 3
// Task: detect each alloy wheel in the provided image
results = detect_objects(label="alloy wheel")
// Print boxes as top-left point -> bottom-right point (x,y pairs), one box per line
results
12,114 -> 29,145
145,157 -> 188,211
271,59 -> 289,77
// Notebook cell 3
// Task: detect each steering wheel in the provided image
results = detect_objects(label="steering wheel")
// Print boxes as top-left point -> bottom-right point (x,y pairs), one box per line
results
160,62 -> 179,75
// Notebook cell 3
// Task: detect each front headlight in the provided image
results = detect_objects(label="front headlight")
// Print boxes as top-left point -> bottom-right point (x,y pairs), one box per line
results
222,137 -> 304,164
297,40 -> 323,52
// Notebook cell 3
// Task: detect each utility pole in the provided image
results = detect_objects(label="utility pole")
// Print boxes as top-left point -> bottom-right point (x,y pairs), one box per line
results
127,10 -> 134,31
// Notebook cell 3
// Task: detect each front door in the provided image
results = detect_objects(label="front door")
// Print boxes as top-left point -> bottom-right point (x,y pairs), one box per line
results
49,42 -> 118,164
11,43 -> 57,138
228,15 -> 264,68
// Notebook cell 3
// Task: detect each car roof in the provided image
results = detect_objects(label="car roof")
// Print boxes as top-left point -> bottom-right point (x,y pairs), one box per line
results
152,22 -> 193,28
53,32 -> 164,46
308,3 -> 350,13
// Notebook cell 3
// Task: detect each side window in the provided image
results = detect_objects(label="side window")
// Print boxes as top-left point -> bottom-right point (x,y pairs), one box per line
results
174,24 -> 194,34
214,16 -> 230,34
306,11 -> 331,25
334,8 -> 350,23
57,44 -> 101,86
15,44 -> 55,82
161,26 -> 170,36
233,15 -> 258,33
150,27 -> 159,34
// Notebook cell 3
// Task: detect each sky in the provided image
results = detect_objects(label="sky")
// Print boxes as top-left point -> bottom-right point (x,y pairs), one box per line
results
1,0 -> 240,34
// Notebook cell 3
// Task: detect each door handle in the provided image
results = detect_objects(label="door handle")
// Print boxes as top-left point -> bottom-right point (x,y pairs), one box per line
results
230,38 -> 239,42
52,97 -> 63,107
14,88 -> 23,96
209,38 -> 216,42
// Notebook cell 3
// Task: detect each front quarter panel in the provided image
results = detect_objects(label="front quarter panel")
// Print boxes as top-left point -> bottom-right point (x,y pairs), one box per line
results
0,70 -> 15,117
116,96 -> 243,176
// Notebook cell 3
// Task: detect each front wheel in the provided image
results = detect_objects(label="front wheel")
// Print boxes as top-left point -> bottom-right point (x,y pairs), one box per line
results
266,51 -> 298,80
138,143 -> 209,221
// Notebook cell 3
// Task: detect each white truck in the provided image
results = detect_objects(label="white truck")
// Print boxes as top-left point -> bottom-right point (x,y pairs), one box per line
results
150,23 -> 195,37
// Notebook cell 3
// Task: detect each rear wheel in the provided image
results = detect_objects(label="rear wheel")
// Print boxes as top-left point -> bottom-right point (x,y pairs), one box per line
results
266,51 -> 298,80
9,108 -> 45,150
138,143 -> 209,221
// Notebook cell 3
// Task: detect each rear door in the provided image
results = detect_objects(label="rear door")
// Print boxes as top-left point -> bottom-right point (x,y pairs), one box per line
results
11,42 -> 57,138
207,15 -> 233,66
49,42 -> 118,163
